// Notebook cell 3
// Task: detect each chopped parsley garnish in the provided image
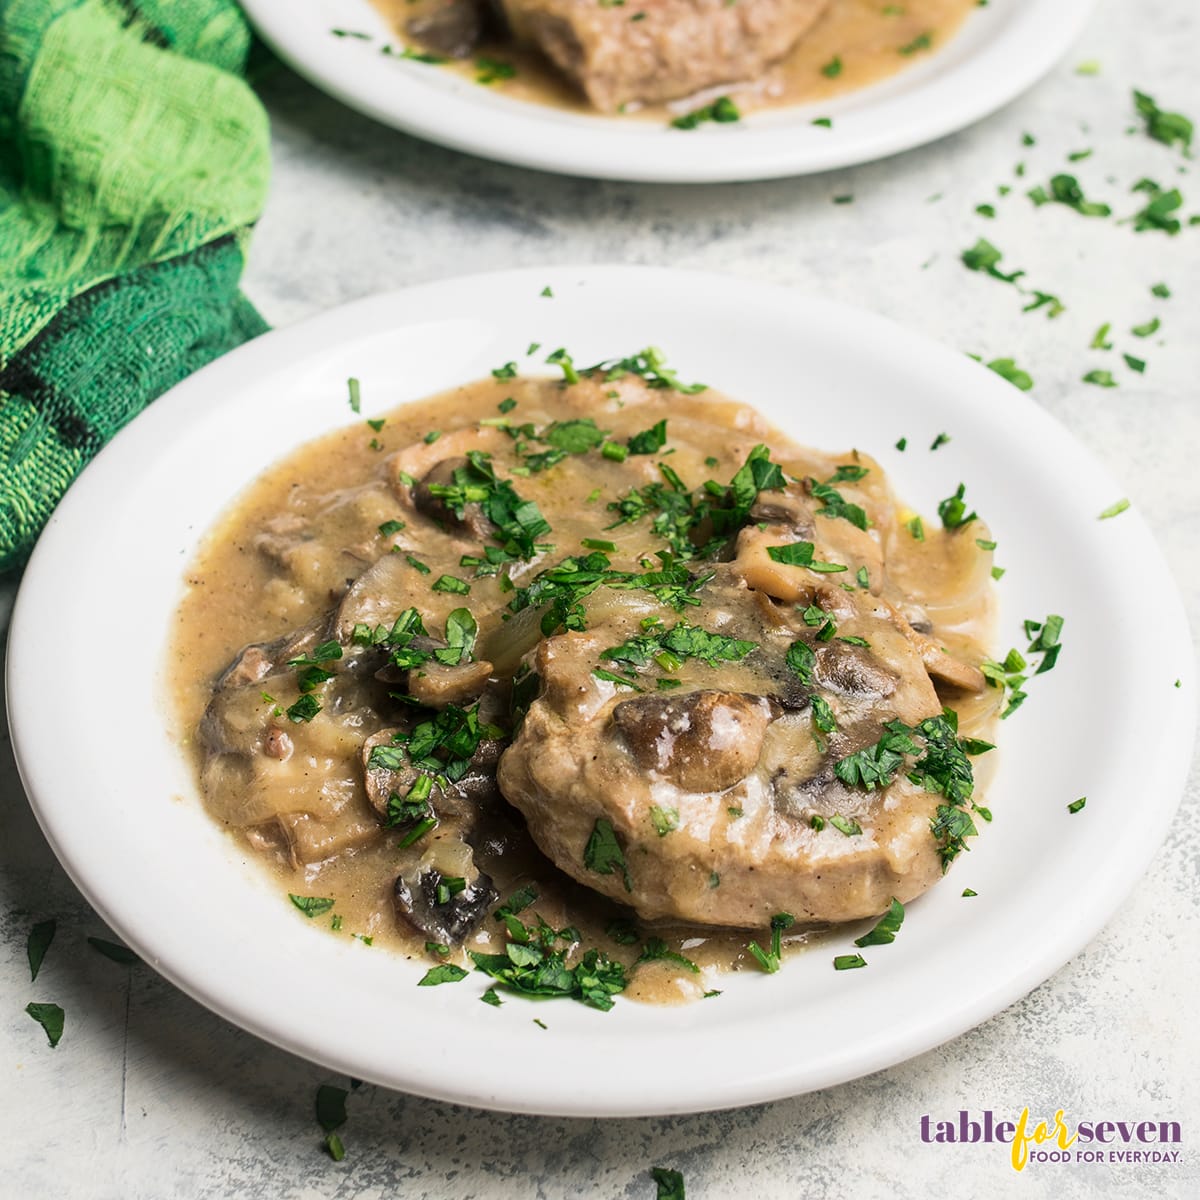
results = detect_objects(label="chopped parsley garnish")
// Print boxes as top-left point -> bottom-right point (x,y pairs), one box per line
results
829,813 -> 862,837
475,56 -> 515,84
1151,282 -> 1171,298
962,888 -> 978,898
649,806 -> 679,837
372,703 -> 502,792
1067,797 -> 1087,814
583,818 -> 632,892
767,541 -> 846,572
1131,317 -> 1160,337
480,987 -> 503,1006
469,943 -> 626,1011
747,913 -> 795,974
491,361 -> 518,380
602,620 -> 757,672
1083,368 -> 1118,388
899,31 -> 932,54
821,56 -> 842,78
981,357 -> 1032,390
289,894 -> 335,918
26,1002 -> 65,1047
930,432 -> 951,451
809,478 -> 869,530
854,898 -> 905,947
785,639 -> 816,685
418,964 -> 469,986
27,919 -> 55,982
431,574 -> 470,595
626,419 -> 668,455
833,954 -> 867,970
671,95 -> 740,130
1098,498 -> 1130,520
637,937 -> 699,974
981,614 -> 1064,717
833,712 -> 992,868
425,450 -> 551,560
937,483 -> 977,529
286,694 -> 322,723
834,721 -> 920,790
347,377 -> 361,413
378,519 -> 406,537
811,694 -> 837,734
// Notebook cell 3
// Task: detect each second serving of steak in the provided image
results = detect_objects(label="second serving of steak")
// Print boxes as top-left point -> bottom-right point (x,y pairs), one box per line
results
498,0 -> 833,111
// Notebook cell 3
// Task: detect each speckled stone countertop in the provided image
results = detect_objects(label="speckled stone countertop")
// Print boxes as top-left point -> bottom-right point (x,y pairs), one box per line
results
3,1 -> 1198,1195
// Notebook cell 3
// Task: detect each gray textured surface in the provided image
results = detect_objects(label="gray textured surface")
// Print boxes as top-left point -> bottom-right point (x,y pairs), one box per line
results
3,0 -> 1198,1194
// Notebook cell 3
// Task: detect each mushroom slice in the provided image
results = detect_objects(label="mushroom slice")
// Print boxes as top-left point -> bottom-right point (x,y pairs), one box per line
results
394,867 -> 497,945
613,690 -> 775,792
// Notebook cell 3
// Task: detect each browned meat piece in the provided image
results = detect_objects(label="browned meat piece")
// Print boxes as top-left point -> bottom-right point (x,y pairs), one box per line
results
500,0 -> 832,111
497,572 -> 950,927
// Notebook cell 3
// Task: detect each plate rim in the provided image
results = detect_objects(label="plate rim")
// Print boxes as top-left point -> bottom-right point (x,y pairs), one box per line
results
240,0 -> 1097,182
7,263 -> 1195,1116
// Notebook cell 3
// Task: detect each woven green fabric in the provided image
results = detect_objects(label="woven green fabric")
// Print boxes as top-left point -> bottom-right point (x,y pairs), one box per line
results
0,0 -> 270,572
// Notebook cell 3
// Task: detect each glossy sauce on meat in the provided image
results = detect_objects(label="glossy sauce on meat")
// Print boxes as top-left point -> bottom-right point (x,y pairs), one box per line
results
371,0 -> 979,118
170,368 -> 998,1004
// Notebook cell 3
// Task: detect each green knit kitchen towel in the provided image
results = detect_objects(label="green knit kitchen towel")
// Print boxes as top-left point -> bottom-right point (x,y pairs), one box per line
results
0,0 -> 271,573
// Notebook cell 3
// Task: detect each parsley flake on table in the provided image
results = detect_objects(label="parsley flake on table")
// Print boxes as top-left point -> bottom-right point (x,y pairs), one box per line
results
1068,797 -> 1087,814
26,1002 -> 65,1047
1027,174 -> 1111,217
315,1084 -> 348,1160
87,937 -> 139,965
985,358 -> 1034,390
27,919 -> 55,982
1098,498 -> 1130,520
1132,89 -> 1193,153
652,1167 -> 687,1200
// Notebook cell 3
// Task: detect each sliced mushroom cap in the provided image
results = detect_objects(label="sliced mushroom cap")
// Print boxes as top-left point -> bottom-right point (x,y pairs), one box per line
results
394,867 -> 497,945
407,658 -> 495,708
412,456 -> 493,540
613,690 -> 774,792
813,641 -> 898,699
406,0 -> 488,58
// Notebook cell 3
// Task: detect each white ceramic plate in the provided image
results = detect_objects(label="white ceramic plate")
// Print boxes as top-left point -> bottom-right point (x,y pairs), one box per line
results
8,266 -> 1194,1117
242,0 -> 1095,182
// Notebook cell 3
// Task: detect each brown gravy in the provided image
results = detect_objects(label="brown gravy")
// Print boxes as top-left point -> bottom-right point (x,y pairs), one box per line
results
170,369 -> 997,1005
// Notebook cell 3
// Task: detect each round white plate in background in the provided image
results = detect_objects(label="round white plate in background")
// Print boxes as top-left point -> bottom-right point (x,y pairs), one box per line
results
7,266 -> 1193,1116
242,0 -> 1095,182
